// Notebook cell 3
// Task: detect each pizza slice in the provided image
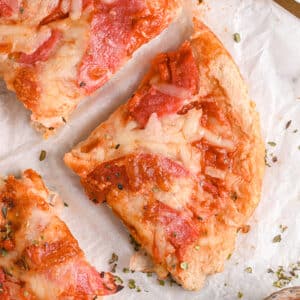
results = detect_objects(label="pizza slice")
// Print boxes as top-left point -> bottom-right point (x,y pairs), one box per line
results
64,20 -> 265,290
0,0 -> 181,137
0,0 -> 90,25
0,169 -> 122,299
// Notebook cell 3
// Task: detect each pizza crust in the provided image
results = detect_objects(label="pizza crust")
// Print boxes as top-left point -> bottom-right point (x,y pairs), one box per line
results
192,20 -> 265,220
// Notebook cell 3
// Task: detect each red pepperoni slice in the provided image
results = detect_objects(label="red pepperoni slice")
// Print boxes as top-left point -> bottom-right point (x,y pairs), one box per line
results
25,244 -> 120,296
154,41 -> 199,93
148,201 -> 199,259
17,30 -> 62,65
0,0 -> 18,17
128,88 -> 183,128
52,261 -> 121,296
77,0 -> 145,93
82,162 -> 129,203
128,42 -> 199,127
82,153 -> 189,203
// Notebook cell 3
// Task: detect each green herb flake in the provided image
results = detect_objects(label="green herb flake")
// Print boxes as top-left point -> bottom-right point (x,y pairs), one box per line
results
180,262 -> 188,270
32,240 -> 38,246
227,253 -> 232,260
109,253 -> 118,264
285,120 -> 292,129
19,7 -> 24,14
233,33 -> 241,43
0,249 -> 8,257
129,235 -> 141,251
93,296 -> 98,300
152,186 -> 159,192
293,129 -> 298,133
63,202 -> 69,207
123,268 -> 130,273
157,279 -> 165,286
114,275 -> 123,285
273,280 -> 284,288
279,224 -> 288,233
264,149 -> 271,167
244,267 -> 253,273
39,150 -> 47,161
115,144 -> 120,149
272,234 -> 282,243
104,134 -> 111,140
111,263 -> 117,273
272,156 -> 278,163
146,272 -> 152,277
268,141 -> 276,147
194,245 -> 200,251
267,268 -> 274,273
128,279 -> 136,289
231,191 -> 238,201
1,206 -> 7,219
238,291 -> 243,298
270,263 -> 300,289
136,286 -> 141,292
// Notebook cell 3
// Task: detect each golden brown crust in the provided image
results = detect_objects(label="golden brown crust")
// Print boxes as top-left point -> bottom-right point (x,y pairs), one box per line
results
191,20 -> 265,219
64,19 -> 265,291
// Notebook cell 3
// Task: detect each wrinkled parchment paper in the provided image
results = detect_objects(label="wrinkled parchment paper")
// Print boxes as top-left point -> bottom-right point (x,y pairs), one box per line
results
0,0 -> 299,299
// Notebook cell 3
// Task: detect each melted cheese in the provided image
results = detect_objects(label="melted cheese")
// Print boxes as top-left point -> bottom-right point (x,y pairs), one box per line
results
22,0 -> 60,26
154,178 -> 194,210
86,105 -> 235,176
0,25 -> 52,53
90,110 -> 203,174
25,209 -> 53,242
35,18 -> 90,125
26,275 -> 60,300
70,0 -> 83,20
0,0 -> 62,26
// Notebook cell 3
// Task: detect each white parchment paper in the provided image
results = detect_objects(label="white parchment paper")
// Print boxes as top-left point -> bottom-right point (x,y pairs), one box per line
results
0,1 -> 299,299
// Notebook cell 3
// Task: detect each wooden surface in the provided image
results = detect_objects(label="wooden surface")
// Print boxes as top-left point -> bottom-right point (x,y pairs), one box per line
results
274,0 -> 300,18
